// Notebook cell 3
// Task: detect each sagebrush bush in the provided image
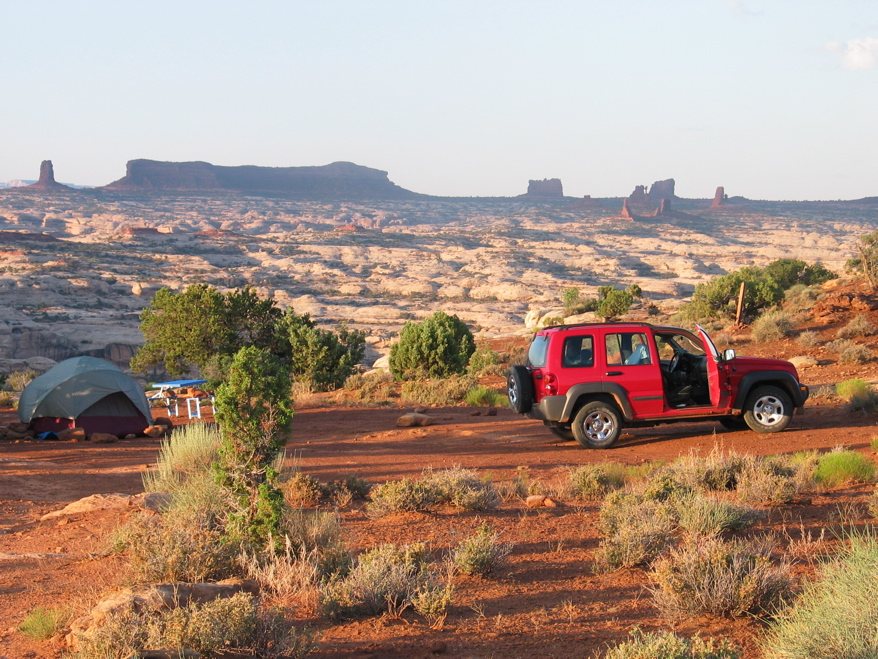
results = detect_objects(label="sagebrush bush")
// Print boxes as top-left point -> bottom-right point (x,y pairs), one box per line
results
813,450 -> 876,488
366,478 -> 441,517
142,422 -> 222,494
320,543 -> 448,620
836,314 -> 877,338
400,374 -> 477,406
751,310 -> 795,343
6,369 -> 36,392
660,448 -> 746,492
673,493 -> 754,537
569,463 -> 627,500
389,311 -> 475,380
342,370 -> 394,404
796,330 -> 821,348
452,523 -> 513,576
783,283 -> 822,312
761,530 -> 878,659
596,492 -> 677,571
828,339 -> 873,364
868,488 -> 878,518
734,456 -> 804,506
604,628 -> 741,659
649,536 -> 791,620
282,472 -> 323,507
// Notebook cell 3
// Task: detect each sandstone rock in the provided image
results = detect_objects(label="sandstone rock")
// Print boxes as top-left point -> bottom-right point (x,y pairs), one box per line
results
522,178 -> 563,198
25,160 -> 73,191
526,495 -> 547,508
648,178 -> 676,203
524,308 -> 545,329
396,413 -> 435,428
372,354 -> 391,370
6,430 -> 31,440
103,159 -> 419,200
8,422 -> 29,433
129,492 -> 173,513
789,355 -> 819,369
41,493 -> 133,520
58,427 -> 86,442
711,186 -> 727,208
143,425 -> 167,438
620,198 -> 635,220
88,433 -> 118,443
152,416 -> 173,429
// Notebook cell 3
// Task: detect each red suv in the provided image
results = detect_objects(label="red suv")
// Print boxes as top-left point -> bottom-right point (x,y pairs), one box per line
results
507,322 -> 809,448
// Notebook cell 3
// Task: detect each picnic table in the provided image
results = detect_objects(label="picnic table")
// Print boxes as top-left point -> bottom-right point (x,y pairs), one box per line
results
148,379 -> 214,419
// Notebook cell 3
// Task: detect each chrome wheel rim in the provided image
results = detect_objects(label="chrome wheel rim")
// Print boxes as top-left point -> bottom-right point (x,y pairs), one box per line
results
508,378 -> 519,407
753,394 -> 784,426
584,411 -> 615,442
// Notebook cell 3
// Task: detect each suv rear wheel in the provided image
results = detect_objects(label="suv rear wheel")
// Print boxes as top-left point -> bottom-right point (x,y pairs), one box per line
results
507,366 -> 534,414
743,385 -> 793,433
572,401 -> 622,449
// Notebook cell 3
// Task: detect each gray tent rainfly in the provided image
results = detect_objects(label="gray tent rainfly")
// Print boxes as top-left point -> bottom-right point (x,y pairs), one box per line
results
18,356 -> 153,436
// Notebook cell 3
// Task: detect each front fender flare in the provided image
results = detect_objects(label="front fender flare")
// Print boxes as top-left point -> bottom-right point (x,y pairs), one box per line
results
732,371 -> 808,410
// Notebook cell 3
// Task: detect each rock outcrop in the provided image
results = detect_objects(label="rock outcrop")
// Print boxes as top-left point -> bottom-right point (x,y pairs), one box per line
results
711,186 -> 727,208
620,198 -> 636,220
26,161 -> 73,191
521,178 -> 564,198
103,159 -> 420,199
648,179 -> 676,203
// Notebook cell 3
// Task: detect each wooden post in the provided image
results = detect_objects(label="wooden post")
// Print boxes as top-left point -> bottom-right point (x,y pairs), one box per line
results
734,281 -> 747,325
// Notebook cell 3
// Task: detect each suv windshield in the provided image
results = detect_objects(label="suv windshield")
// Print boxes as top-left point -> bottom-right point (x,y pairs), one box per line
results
527,334 -> 549,368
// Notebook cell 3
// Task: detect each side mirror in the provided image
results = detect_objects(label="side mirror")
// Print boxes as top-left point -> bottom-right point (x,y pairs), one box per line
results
723,348 -> 736,362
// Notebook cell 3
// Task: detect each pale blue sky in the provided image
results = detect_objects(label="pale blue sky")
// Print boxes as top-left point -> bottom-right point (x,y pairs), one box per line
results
1,1 -> 876,199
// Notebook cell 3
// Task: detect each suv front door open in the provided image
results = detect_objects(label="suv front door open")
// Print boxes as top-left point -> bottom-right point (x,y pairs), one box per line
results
602,331 -> 664,416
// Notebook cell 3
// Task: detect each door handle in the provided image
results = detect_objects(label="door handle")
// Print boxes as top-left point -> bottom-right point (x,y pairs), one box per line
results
605,371 -> 623,376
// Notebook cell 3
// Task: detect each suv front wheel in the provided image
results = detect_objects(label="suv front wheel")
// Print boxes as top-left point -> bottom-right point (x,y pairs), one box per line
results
572,401 -> 622,449
743,385 -> 793,433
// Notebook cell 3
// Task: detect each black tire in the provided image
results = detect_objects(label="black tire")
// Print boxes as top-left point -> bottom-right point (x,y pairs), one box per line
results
572,401 -> 622,449
743,385 -> 793,433
548,423 -> 575,441
719,416 -> 749,431
507,365 -> 534,414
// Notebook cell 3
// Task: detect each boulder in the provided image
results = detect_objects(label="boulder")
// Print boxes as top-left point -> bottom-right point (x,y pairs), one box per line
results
88,433 -> 118,443
396,413 -> 436,428
152,416 -> 173,429
789,355 -> 819,369
143,425 -> 167,438
41,493 -> 133,520
58,427 -> 86,442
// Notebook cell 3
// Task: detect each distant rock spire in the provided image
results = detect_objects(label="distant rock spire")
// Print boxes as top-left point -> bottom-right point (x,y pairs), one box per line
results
710,186 -> 727,208
26,160 -> 72,191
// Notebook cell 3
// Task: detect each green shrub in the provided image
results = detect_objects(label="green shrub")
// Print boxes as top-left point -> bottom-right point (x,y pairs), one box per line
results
464,385 -> 507,407
604,628 -> 741,659
649,536 -> 791,620
846,230 -> 878,287
452,523 -> 513,576
569,464 -> 627,500
596,492 -> 677,571
597,289 -> 634,320
672,493 -> 754,537
366,467 -> 500,516
813,450 -> 876,488
784,284 -> 822,312
658,448 -> 746,492
751,310 -> 794,343
19,606 -> 68,640
390,311 -> 475,380
467,345 -> 502,375
761,529 -> 878,659
837,314 -> 878,339
343,370 -> 394,404
400,374 -> 476,406
835,378 -> 878,411
796,330 -> 820,348
214,346 -> 294,548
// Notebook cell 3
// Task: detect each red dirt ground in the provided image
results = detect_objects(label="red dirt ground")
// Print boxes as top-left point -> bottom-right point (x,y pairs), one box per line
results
2,307 -> 878,658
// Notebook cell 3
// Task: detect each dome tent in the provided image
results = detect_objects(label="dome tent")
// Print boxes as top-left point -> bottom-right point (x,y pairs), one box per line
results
19,356 -> 152,436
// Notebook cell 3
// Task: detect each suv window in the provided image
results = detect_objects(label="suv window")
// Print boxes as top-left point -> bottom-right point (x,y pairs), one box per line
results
527,334 -> 549,368
655,332 -> 705,360
562,335 -> 594,368
605,332 -> 652,366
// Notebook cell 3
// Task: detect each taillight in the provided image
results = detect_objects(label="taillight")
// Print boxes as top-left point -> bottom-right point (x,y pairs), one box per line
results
544,372 -> 558,395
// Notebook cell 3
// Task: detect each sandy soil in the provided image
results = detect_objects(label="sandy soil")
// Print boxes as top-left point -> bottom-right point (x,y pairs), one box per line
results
0,392 -> 875,659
